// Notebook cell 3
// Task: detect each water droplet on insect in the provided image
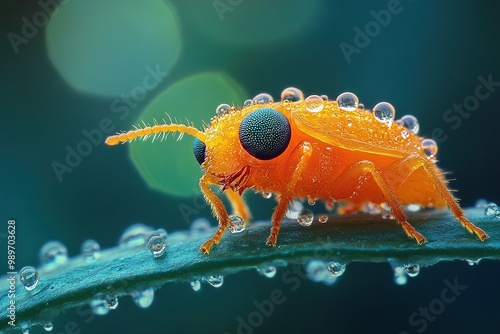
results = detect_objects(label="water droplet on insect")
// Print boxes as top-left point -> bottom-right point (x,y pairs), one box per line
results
297,209 -> 314,226
286,200 -> 304,219
253,93 -> 274,105
257,265 -> 277,278
307,198 -> 316,205
318,215 -> 328,224
280,87 -> 304,102
190,218 -> 211,234
43,322 -> 54,332
19,266 -> 39,291
147,234 -> 167,258
421,139 -> 438,159
216,103 -> 231,116
119,223 -> 153,247
475,198 -> 488,209
305,95 -> 324,113
39,241 -> 68,269
190,279 -> 201,292
373,102 -> 395,124
228,214 -> 246,233
336,92 -> 359,111
320,94 -> 328,101
485,203 -> 498,216
261,191 -> 272,199
204,275 -> 224,288
403,264 -> 420,277
243,99 -> 253,107
327,261 -> 346,277
90,293 -> 110,315
131,288 -> 155,308
392,266 -> 408,285
81,239 -> 100,263
358,103 -> 365,111
105,294 -> 119,310
400,115 -> 420,134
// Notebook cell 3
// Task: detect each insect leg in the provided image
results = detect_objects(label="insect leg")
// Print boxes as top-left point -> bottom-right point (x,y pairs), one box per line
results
225,188 -> 251,222
380,153 -> 488,241
267,141 -> 313,247
332,160 -> 427,244
198,174 -> 230,254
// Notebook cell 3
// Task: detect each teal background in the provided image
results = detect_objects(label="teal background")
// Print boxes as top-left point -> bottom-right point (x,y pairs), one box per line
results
1,0 -> 500,333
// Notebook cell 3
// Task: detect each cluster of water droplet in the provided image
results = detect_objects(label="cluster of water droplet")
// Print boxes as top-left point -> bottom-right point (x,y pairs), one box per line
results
305,260 -> 346,285
89,292 -> 119,315
484,202 -> 500,218
389,260 -> 421,285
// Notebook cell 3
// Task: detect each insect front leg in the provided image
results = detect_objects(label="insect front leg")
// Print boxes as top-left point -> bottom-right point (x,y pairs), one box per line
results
332,160 -> 427,244
225,188 -> 251,222
267,141 -> 313,247
380,153 -> 488,241
198,173 -> 231,254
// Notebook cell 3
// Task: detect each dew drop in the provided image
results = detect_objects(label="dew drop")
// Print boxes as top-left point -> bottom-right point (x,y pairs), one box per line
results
19,266 -> 39,291
131,288 -> 155,308
400,115 -> 420,134
318,215 -> 328,224
307,198 -> 316,205
253,93 -> 274,105
90,293 -> 110,315
190,218 -> 212,234
147,234 -> 167,258
306,260 -> 336,284
297,209 -> 314,226
466,259 -> 481,266
21,323 -> 30,334
485,203 -> 498,216
392,266 -> 408,285
280,87 -> 304,102
421,139 -> 438,159
320,94 -> 328,101
405,204 -> 421,212
286,200 -> 304,219
43,322 -> 54,332
327,261 -> 346,277
228,214 -> 246,234
362,202 -> 381,214
261,191 -> 272,199
257,265 -> 277,278
119,223 -> 153,247
305,95 -> 324,113
80,239 -> 100,263
204,275 -> 224,288
216,103 -> 231,116
358,103 -> 365,111
404,264 -> 420,277
243,99 -> 253,107
382,213 -> 395,220
336,92 -> 359,111
373,102 -> 395,123
105,294 -> 119,310
39,241 -> 68,269
190,279 -> 201,292
474,198 -> 488,209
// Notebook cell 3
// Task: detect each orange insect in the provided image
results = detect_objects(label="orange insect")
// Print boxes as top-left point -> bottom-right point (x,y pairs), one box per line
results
105,87 -> 489,254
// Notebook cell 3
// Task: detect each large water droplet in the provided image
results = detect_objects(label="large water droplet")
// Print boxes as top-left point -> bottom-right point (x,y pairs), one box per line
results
81,239 -> 100,263
286,200 -> 304,219
403,264 -> 420,277
327,261 -> 346,277
305,95 -> 324,113
253,93 -> 274,105
421,139 -> 438,159
90,293 -> 110,315
280,87 -> 304,102
373,102 -> 395,124
19,266 -> 39,291
400,115 -> 419,134
43,322 -> 54,332
39,241 -> 68,269
190,279 -> 201,292
257,265 -> 277,278
204,275 -> 224,288
297,209 -> 314,226
147,234 -> 167,258
485,203 -> 498,216
190,218 -> 212,234
131,288 -> 155,308
228,214 -> 246,234
216,103 -> 231,116
336,92 -> 359,111
119,223 -> 153,247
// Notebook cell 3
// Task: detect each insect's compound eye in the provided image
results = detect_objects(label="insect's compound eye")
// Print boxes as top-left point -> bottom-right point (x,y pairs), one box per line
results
238,108 -> 291,160
192,138 -> 206,165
